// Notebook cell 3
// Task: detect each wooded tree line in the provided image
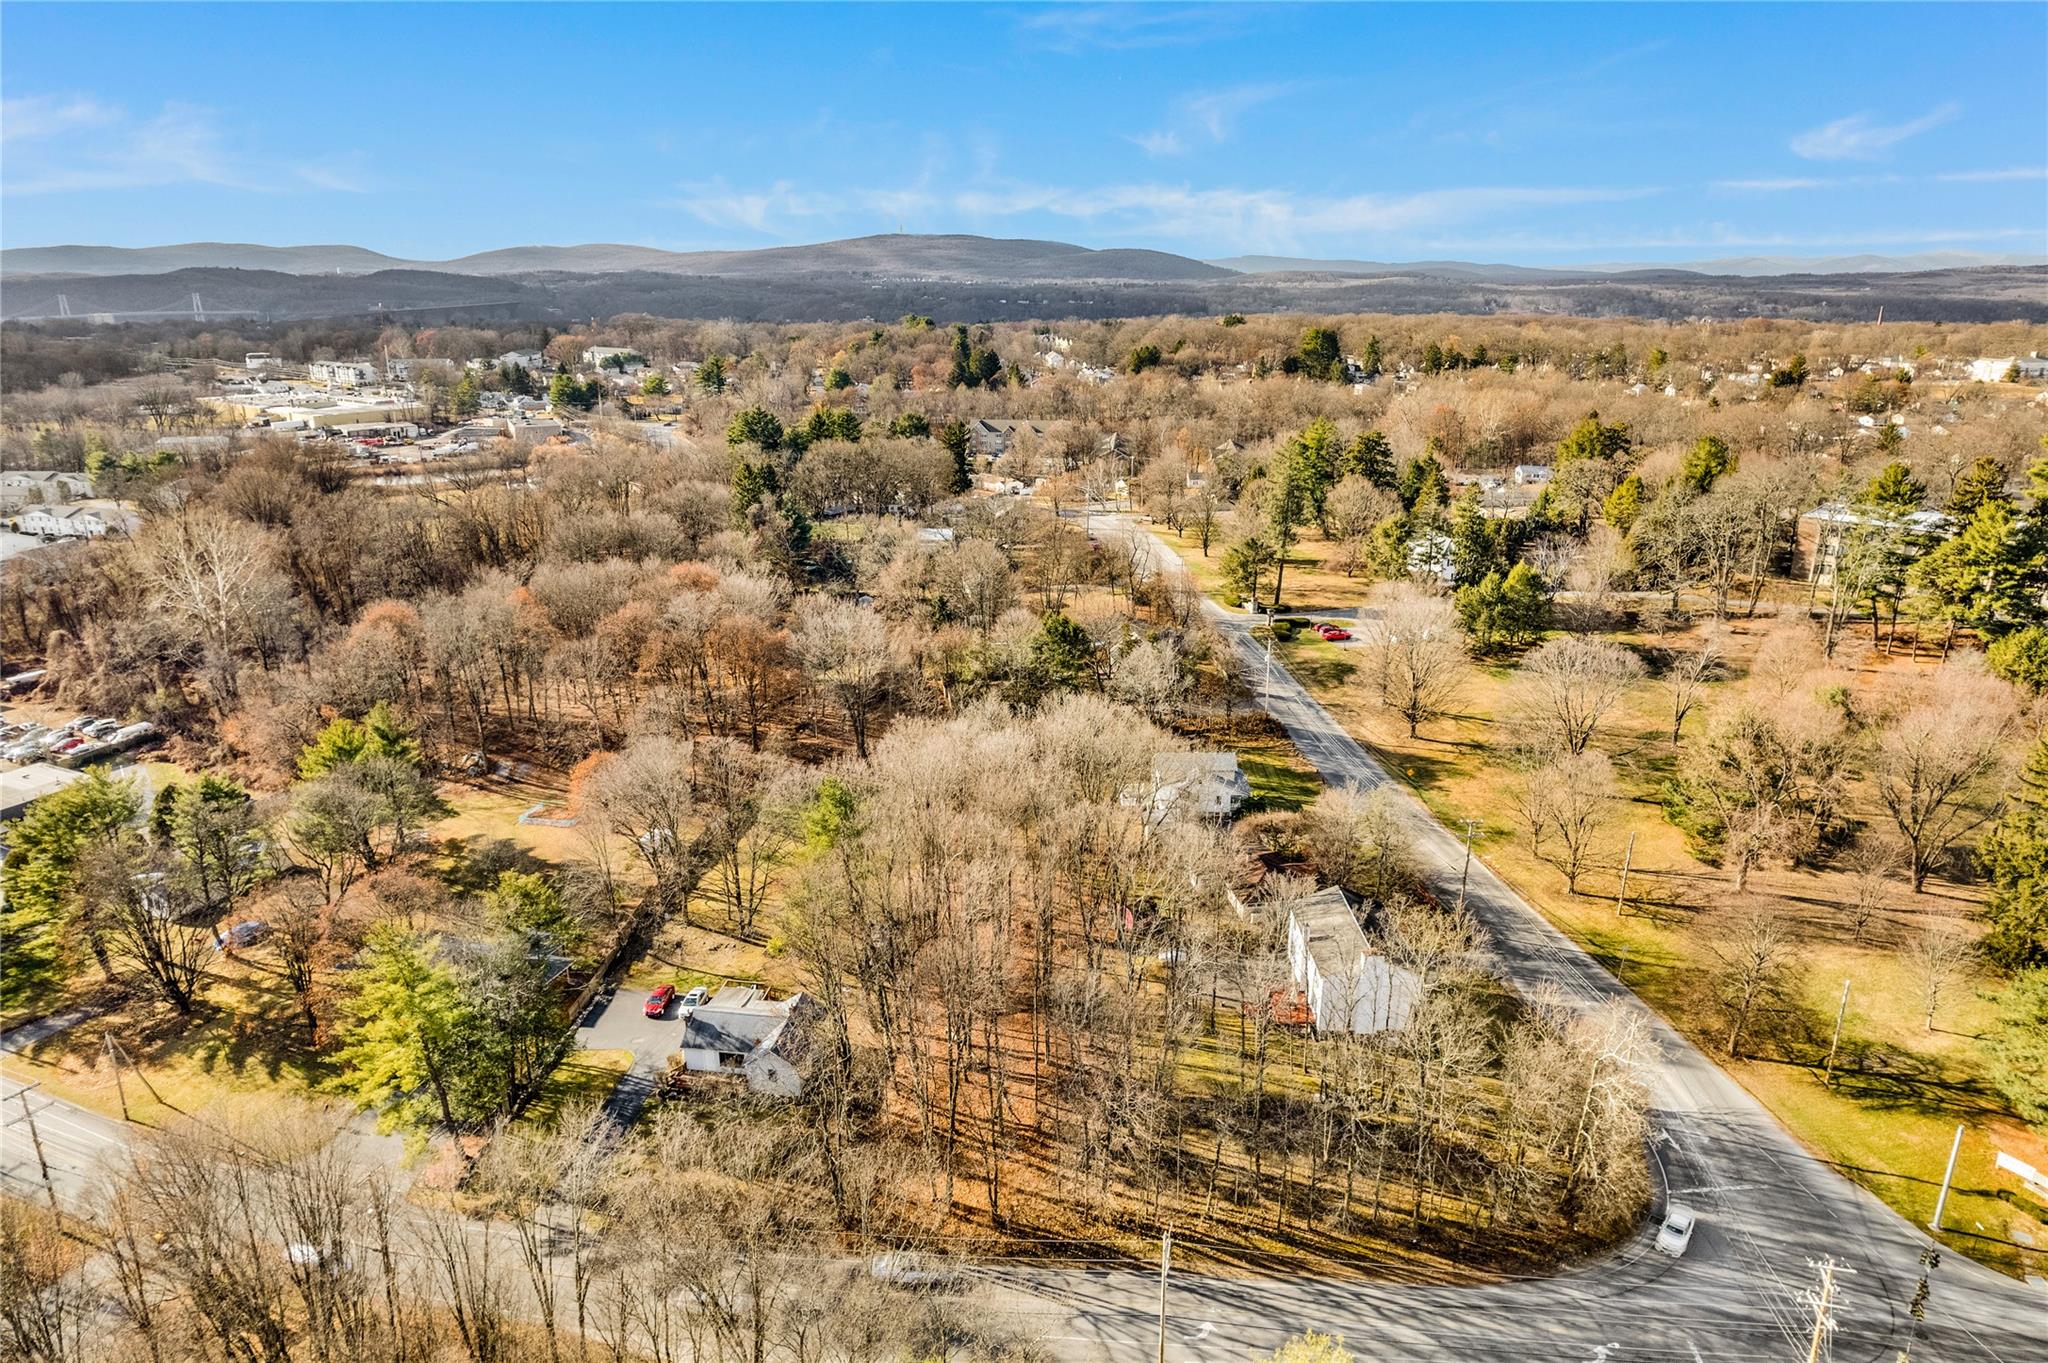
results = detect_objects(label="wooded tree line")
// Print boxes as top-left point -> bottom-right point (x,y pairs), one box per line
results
774,699 -> 1652,1256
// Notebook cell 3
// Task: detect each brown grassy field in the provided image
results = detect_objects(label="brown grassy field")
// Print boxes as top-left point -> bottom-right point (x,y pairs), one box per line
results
1154,525 -> 2048,1279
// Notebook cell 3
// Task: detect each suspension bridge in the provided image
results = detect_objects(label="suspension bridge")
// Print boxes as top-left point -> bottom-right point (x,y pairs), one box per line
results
2,292 -> 259,324
3,290 -> 529,324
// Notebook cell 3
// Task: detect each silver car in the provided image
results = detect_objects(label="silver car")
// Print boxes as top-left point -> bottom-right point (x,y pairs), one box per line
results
1656,1204 -> 1697,1257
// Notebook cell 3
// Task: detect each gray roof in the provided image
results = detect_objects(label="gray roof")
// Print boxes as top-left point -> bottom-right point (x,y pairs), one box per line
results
1154,751 -> 1243,781
681,986 -> 811,1059
682,1008 -> 786,1054
0,763 -> 86,820
1291,885 -> 1370,976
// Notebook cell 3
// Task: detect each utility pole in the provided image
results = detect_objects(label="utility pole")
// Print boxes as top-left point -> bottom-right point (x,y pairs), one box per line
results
104,1033 -> 163,1109
1929,1124 -> 1964,1233
1801,1256 -> 1853,1363
1456,819 -> 1476,911
9,1084 -> 60,1212
1823,979 -> 1851,1088
103,1031 -> 130,1121
1614,830 -> 1635,918
1155,1226 -> 1173,1363
1903,1245 -> 1938,1361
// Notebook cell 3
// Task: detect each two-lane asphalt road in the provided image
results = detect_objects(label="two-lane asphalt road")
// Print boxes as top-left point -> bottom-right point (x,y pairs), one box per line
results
994,514 -> 2045,1361
3,517 -> 2038,1359
0,1072 -> 128,1205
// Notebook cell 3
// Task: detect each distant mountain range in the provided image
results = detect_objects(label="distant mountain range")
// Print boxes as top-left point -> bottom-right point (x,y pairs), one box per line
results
1208,250 -> 2048,278
3,234 -> 2043,325
0,235 -> 1232,283
11,236 -> 2042,283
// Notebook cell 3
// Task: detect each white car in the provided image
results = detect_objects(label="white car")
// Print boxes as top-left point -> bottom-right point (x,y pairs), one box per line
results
867,1252 -> 962,1290
3,729 -> 54,760
1656,1203 -> 1698,1257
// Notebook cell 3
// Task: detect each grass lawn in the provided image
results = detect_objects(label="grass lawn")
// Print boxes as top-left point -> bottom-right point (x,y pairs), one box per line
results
1155,524 -> 1376,615
435,778 -> 608,869
521,1048 -> 632,1128
1,963 -> 334,1127
1156,530 -> 2048,1279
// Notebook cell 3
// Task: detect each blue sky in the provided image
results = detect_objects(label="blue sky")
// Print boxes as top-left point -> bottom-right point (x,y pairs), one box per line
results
3,2 -> 2044,265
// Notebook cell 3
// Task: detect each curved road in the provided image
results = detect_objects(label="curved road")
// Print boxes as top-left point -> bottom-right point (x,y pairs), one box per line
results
979,515 -> 2045,1362
3,516 -> 2040,1359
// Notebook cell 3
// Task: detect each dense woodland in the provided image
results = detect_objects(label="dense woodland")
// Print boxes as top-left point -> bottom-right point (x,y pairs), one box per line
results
2,307 -> 2046,1360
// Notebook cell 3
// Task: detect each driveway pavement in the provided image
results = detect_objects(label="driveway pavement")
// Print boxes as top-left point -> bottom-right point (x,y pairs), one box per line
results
573,986 -> 690,1125
0,1004 -> 105,1054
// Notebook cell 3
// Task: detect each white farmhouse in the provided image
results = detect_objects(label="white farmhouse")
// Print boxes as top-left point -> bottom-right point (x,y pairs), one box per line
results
1286,886 -> 1417,1036
1967,356 -> 2048,384
16,504 -> 125,539
582,346 -> 641,371
0,470 -> 92,512
1143,751 -> 1251,820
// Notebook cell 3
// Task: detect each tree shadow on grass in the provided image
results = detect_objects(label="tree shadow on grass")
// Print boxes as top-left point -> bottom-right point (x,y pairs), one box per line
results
438,833 -> 552,894
1240,754 -> 1320,813
137,978 -> 328,1094
1821,1046 -> 2011,1121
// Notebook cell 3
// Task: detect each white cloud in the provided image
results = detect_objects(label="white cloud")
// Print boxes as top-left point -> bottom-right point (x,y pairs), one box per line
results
1129,82 -> 1300,157
1,94 -> 118,142
1712,173 -> 1904,192
1129,130 -> 1185,157
1013,6 -> 1246,53
1714,177 -> 1828,192
2,94 -> 369,197
1789,103 -> 1958,161
1935,166 -> 2047,183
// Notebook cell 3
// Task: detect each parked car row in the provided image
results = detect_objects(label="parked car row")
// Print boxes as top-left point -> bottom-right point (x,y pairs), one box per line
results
643,983 -> 710,1018
0,715 -> 159,766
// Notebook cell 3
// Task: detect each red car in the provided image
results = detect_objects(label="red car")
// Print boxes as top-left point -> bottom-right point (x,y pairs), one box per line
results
643,985 -> 677,1018
1316,624 -> 1352,641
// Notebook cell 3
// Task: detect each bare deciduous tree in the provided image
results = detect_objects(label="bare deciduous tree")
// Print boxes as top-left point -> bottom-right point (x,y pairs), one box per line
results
1657,624 -> 1723,745
1710,908 -> 1802,1058
792,597 -> 899,759
1107,637 -> 1187,722
578,734 -> 700,910
1539,750 -> 1617,894
1359,583 -> 1467,738
78,841 -> 213,1015
1904,923 -> 1976,1032
1870,675 -> 2018,891
1840,834 -> 1900,941
1513,636 -> 1645,757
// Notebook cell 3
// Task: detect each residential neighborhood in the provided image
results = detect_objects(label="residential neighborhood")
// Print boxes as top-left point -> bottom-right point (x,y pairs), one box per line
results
1,4 -> 2045,1362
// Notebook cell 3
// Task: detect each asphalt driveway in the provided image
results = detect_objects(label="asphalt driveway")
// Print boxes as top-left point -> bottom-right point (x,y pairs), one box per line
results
574,987 -> 689,1125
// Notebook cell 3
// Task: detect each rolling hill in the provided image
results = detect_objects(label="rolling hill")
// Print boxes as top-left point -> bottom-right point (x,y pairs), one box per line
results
3,235 -> 2042,324
2,234 -> 1236,283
